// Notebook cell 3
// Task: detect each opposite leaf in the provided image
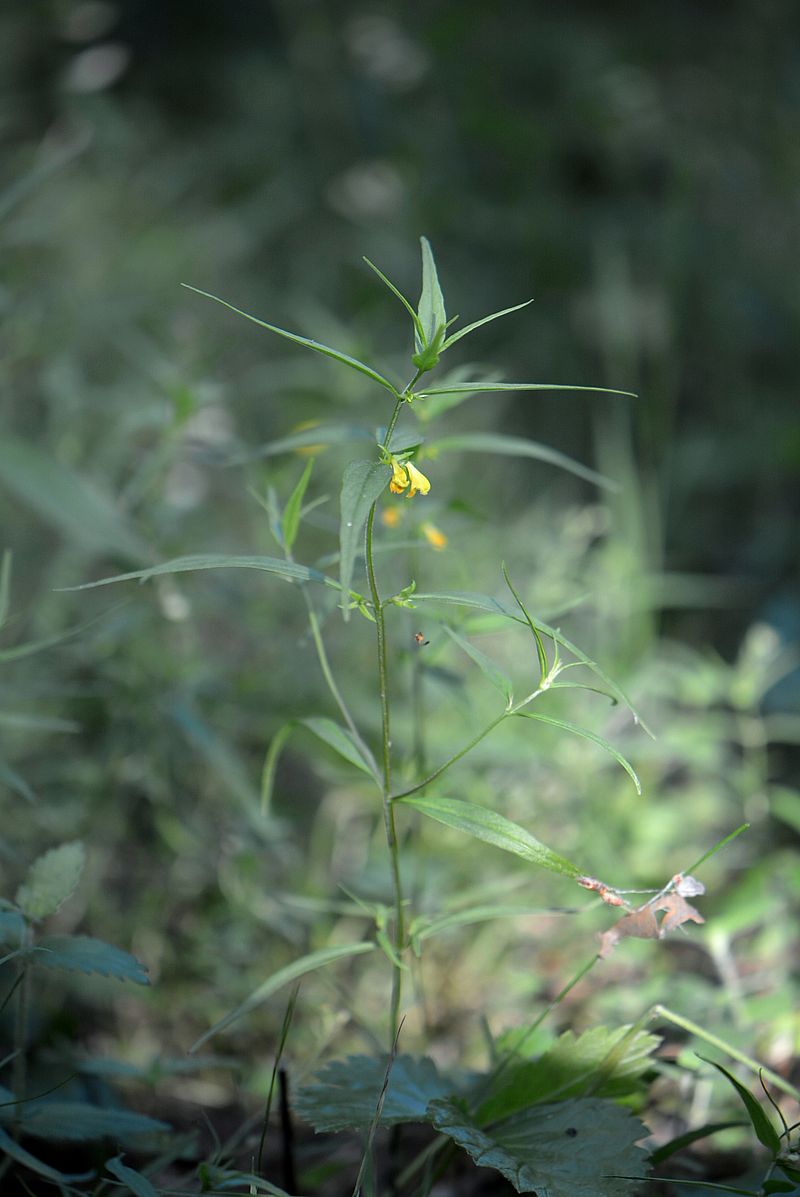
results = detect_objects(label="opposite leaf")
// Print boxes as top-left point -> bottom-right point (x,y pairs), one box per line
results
16,841 -> 85,921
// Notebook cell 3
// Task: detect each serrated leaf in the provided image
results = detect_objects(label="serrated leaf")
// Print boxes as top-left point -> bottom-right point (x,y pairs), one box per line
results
0,910 -> 25,944
514,712 -> 642,794
339,460 -> 388,619
182,286 -> 398,394
0,1125 -> 94,1182
442,299 -> 535,350
106,1155 -> 159,1197
417,236 -> 447,352
700,1056 -> 781,1155
424,432 -> 616,490
444,625 -> 512,701
282,458 -> 314,550
59,553 -> 342,595
479,1025 -> 661,1124
16,841 -> 85,921
417,381 -> 637,399
8,1101 -> 169,1144
34,935 -> 149,984
397,796 -> 581,878
0,438 -> 149,561
190,942 -> 375,1053
429,1096 -> 648,1196
295,1054 -> 453,1131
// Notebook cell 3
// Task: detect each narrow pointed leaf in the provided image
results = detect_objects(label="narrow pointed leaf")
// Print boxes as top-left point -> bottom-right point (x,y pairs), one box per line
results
649,1122 -> 747,1166
182,286 -> 398,394
339,460 -> 388,619
0,550 -> 11,630
417,382 -> 637,398
363,257 -> 424,341
442,299 -> 534,349
59,553 -> 343,595
300,717 -> 378,779
700,1056 -> 781,1155
417,236 -> 447,349
515,712 -> 641,794
425,432 -> 616,490
190,942 -> 375,1052
282,458 -> 314,551
0,1125 -> 94,1183
106,1155 -> 159,1197
261,723 -> 295,813
397,795 -> 581,878
443,625 -> 512,701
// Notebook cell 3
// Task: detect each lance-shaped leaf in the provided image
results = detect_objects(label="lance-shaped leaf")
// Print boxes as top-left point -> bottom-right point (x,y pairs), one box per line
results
281,458 -> 314,550
59,553 -> 344,597
441,299 -> 535,351
416,236 -> 447,353
700,1056 -> 781,1156
295,1054 -> 453,1131
339,459 -> 388,619
443,625 -> 512,702
261,716 -> 379,812
514,712 -> 641,794
16,841 -> 85,921
417,381 -> 636,398
424,432 -> 616,491
190,942 -> 375,1052
397,796 -> 581,878
429,1096 -> 648,1197
105,1156 -> 159,1197
363,256 -> 425,346
182,286 -> 399,395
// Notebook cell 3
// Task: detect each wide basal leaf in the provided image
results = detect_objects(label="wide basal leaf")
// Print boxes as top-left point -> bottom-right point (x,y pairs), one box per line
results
443,625 -> 513,702
190,942 -> 375,1052
60,553 -> 341,595
0,437 -> 149,562
295,1053 -> 453,1131
339,459 -> 388,618
397,796 -> 581,878
182,286 -> 399,394
425,432 -> 616,490
429,1096 -> 648,1196
9,1101 -> 169,1144
16,841 -> 85,922
34,935 -> 150,984
479,1025 -> 661,1124
514,712 -> 642,794
105,1155 -> 159,1197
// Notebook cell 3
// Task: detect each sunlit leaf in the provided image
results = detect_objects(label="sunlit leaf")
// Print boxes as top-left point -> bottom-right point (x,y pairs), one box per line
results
182,285 -> 399,394
700,1056 -> 781,1155
514,712 -> 641,794
397,795 -> 581,878
16,841 -> 85,922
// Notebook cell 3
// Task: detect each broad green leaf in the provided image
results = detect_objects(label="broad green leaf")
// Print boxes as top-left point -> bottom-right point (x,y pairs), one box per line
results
0,437 -> 149,561
295,1054 -> 453,1131
417,381 -> 637,399
514,712 -> 642,794
34,935 -> 150,984
700,1056 -> 781,1155
0,1125 -> 94,1183
442,299 -> 535,350
417,236 -> 447,352
0,910 -> 25,944
261,718 -> 378,809
479,1025 -> 661,1124
9,1102 -> 169,1144
190,942 -> 375,1052
397,796 -> 581,878
182,285 -> 399,395
60,553 -> 343,596
339,459 -> 388,619
363,256 -> 424,342
16,841 -> 85,921
425,432 -> 616,491
282,458 -> 314,550
443,625 -> 512,702
106,1155 -> 159,1197
429,1096 -> 647,1197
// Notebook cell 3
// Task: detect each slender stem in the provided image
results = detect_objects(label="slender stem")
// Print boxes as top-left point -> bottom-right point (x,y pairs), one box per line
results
391,712 -> 508,801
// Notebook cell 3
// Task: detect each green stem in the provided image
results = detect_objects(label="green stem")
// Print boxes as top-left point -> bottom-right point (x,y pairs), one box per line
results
391,712 -> 509,801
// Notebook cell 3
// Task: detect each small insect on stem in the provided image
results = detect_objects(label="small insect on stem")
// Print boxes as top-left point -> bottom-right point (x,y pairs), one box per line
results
413,632 -> 429,647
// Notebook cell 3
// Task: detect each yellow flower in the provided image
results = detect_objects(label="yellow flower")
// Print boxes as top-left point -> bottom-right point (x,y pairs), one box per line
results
404,461 -> 431,498
421,521 -> 447,550
381,507 -> 402,528
389,458 -> 410,494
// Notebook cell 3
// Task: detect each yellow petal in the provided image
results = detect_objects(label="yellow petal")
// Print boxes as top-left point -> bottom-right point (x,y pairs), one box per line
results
405,461 -> 431,498
421,521 -> 447,550
389,459 -> 409,494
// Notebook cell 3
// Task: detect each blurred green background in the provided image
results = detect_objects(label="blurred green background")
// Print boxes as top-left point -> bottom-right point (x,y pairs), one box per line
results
1,0 -> 799,1139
